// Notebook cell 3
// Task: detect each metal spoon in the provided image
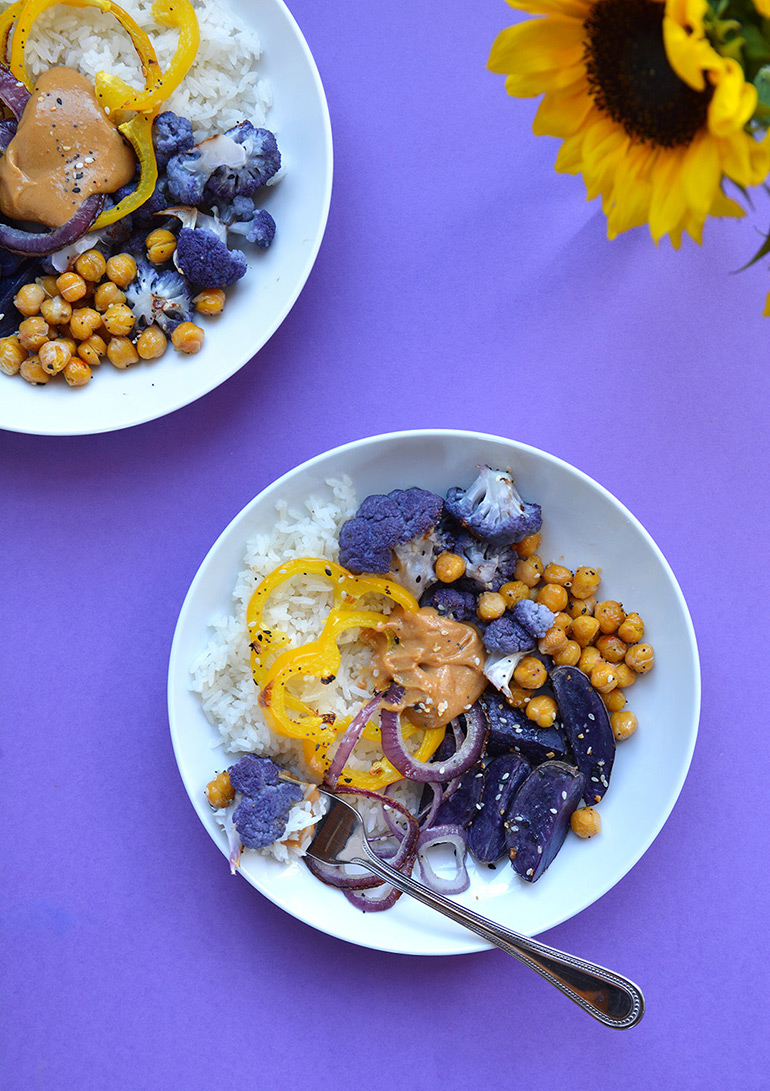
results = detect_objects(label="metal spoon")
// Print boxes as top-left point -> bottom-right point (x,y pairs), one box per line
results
289,777 -> 644,1029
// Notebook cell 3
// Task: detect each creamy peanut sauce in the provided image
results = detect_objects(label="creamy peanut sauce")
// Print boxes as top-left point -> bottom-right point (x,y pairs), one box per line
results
368,606 -> 487,730
0,66 -> 135,228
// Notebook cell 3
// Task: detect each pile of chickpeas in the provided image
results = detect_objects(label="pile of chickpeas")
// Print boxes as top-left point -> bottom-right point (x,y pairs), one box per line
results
0,229 -> 226,387
435,529 -> 654,744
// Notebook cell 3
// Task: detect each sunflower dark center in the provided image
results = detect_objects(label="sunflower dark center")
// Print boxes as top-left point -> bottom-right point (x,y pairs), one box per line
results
584,0 -> 712,147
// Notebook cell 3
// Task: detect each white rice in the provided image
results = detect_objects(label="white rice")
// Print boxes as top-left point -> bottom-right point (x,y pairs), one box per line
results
191,476 -> 422,864
6,0 -> 272,139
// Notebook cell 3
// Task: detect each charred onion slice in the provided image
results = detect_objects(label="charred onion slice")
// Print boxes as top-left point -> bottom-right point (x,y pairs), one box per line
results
343,885 -> 402,912
0,59 -> 29,119
0,192 -> 103,254
380,702 -> 486,783
324,684 -> 403,791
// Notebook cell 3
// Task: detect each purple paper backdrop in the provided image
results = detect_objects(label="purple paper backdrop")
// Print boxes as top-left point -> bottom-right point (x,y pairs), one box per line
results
3,0 -> 769,1087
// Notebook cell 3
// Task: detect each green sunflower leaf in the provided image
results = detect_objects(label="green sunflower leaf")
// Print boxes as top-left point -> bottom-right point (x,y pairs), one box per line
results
735,225 -> 770,271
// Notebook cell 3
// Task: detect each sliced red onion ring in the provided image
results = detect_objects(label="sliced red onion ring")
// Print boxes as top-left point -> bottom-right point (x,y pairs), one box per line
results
0,63 -> 31,121
413,781 -> 443,830
0,193 -> 104,255
380,703 -> 487,782
343,884 -> 402,913
415,824 -> 470,895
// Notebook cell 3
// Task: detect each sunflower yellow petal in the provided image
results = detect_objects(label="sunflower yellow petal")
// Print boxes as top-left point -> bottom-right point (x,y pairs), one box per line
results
718,131 -> 770,187
504,0 -> 592,16
503,61 -> 586,97
533,86 -> 593,137
648,151 -> 690,243
662,16 -> 711,91
606,147 -> 655,237
488,19 -> 584,74
707,59 -> 757,135
708,189 -> 744,219
679,132 -> 722,216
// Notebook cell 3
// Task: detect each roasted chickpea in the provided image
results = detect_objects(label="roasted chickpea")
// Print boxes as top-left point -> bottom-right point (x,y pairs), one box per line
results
570,807 -> 601,838
499,580 -> 530,609
102,302 -> 135,337
571,566 -> 601,599
536,582 -> 568,613
539,624 -> 568,655
107,336 -> 139,369
515,532 -> 541,557
93,281 -> 126,312
594,600 -> 626,634
513,655 -> 548,690
552,639 -> 581,667
613,661 -> 637,688
69,306 -> 103,340
568,594 -> 596,618
171,321 -> 205,353
74,249 -> 107,282
19,355 -> 49,384
136,325 -> 168,361
514,553 -> 544,588
552,611 -> 572,632
0,335 -> 26,376
525,694 -> 558,727
41,294 -> 73,325
505,685 -> 532,709
56,270 -> 88,302
590,661 -> 618,693
105,252 -> 137,288
601,687 -> 626,712
18,316 -> 51,352
77,334 -> 107,368
193,287 -> 226,315
435,551 -> 466,583
571,614 -> 600,648
206,770 -> 235,809
38,339 -> 72,375
14,282 -> 46,316
63,357 -> 92,386
477,591 -> 506,622
37,274 -> 59,298
595,634 -> 626,663
618,612 -> 645,644
625,642 -> 654,674
542,563 -> 572,587
578,646 -> 603,674
146,227 -> 177,264
611,710 -> 638,741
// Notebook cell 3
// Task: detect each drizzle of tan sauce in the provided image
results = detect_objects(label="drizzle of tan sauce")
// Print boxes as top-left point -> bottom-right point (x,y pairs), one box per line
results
0,66 -> 135,228
368,606 -> 487,730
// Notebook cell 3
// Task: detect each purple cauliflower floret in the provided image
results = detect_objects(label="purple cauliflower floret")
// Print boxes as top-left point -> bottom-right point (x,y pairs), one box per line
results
513,599 -> 555,639
204,121 -> 281,201
0,118 -> 17,151
232,783 -> 303,849
339,487 -> 444,576
452,531 -> 518,590
217,195 -> 276,248
420,585 -> 478,623
153,111 -> 195,169
445,466 -> 543,545
174,227 -> 247,287
483,615 -> 535,656
123,257 -> 194,332
227,754 -> 281,796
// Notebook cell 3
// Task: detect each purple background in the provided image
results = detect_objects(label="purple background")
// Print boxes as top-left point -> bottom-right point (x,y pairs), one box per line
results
3,0 -> 769,1086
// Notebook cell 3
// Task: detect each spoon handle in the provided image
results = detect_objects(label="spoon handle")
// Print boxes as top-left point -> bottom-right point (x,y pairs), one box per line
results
355,848 -> 644,1029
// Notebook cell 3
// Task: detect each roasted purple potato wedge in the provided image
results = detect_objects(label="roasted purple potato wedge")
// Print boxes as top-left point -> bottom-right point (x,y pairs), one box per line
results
506,760 -> 585,882
467,753 -> 531,863
434,762 -> 486,827
479,689 -> 570,764
550,665 -> 615,803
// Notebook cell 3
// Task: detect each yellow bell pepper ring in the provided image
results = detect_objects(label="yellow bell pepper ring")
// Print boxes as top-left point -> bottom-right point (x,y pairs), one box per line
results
90,111 -> 159,230
9,0 -> 161,94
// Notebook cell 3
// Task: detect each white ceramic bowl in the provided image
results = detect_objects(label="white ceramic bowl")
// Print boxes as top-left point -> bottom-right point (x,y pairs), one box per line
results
168,429 -> 700,956
0,0 -> 332,436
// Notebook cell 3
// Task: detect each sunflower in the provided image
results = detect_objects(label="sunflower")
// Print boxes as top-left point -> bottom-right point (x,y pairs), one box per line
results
488,0 -> 770,247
